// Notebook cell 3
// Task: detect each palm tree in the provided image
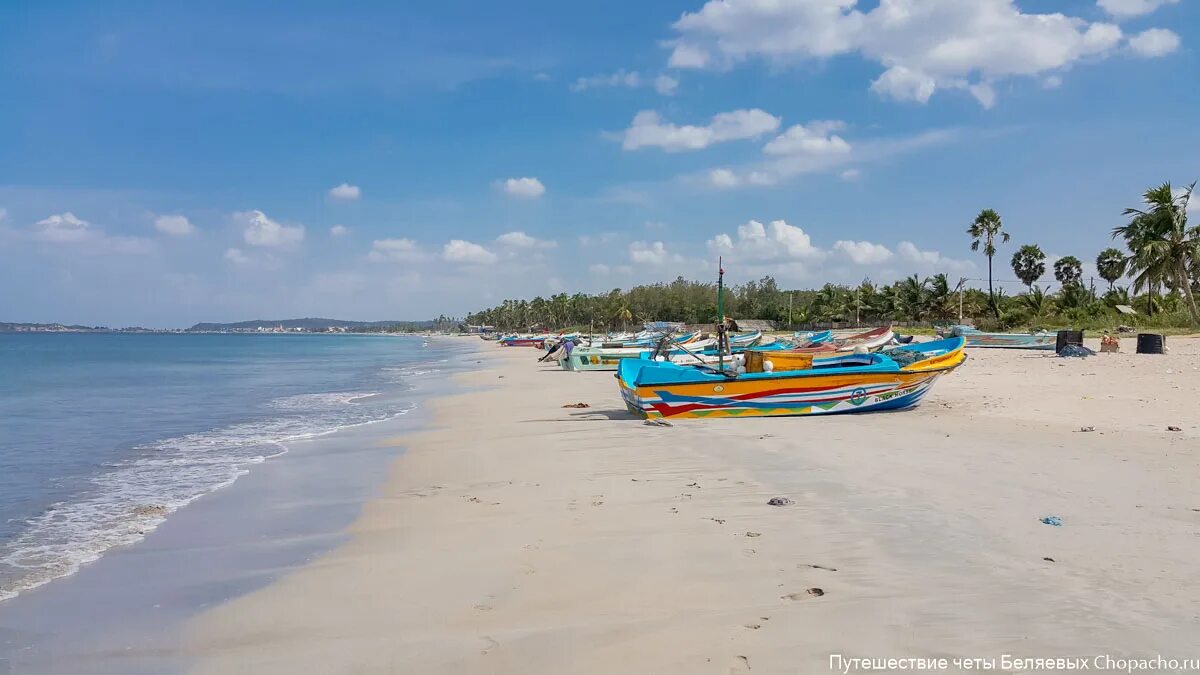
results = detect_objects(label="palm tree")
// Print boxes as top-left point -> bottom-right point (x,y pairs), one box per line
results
1010,244 -> 1046,290
1113,182 -> 1199,323
1095,248 -> 1126,291
1018,285 -> 1053,319
968,208 -> 1010,318
1054,256 -> 1083,287
896,275 -> 927,321
924,273 -> 955,320
613,305 -> 632,331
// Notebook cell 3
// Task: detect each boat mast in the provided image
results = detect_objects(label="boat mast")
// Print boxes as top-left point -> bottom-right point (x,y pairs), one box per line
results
717,256 -> 726,373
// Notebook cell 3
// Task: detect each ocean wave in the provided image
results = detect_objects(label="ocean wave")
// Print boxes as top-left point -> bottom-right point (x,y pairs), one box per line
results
0,393 -> 413,603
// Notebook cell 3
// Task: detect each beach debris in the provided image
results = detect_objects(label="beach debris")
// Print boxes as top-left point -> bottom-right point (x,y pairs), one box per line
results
759,434 -> 773,439
709,517 -> 725,524
644,418 -> 673,427
807,587 -> 825,597
1040,515 -> 1063,527
745,531 -> 762,538
686,481 -> 700,487
744,623 -> 762,630
767,496 -> 793,506
804,564 -> 838,572
561,402 -> 590,408
1167,426 -> 1182,432
782,589 -> 824,600
1043,557 -> 1056,562
1078,426 -> 1095,433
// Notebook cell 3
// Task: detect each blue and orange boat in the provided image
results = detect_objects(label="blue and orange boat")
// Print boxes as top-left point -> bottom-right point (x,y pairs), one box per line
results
617,337 -> 966,419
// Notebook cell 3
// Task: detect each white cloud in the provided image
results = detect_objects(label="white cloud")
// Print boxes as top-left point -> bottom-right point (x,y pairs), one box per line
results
224,247 -> 251,265
30,212 -> 154,254
621,109 -> 781,152
1041,75 -> 1063,89
698,127 -> 958,190
367,238 -> 426,262
1129,28 -> 1180,57
496,231 -> 556,249
763,121 -> 851,156
502,177 -> 546,199
897,240 -> 973,272
589,263 -> 611,275
669,43 -> 711,68
834,240 -> 893,265
328,183 -> 361,201
840,169 -> 861,181
235,210 -> 305,247
968,82 -> 997,109
443,239 -> 498,264
669,0 -> 1148,107
153,214 -> 194,236
1098,0 -> 1178,18
330,224 -> 349,236
570,69 -> 642,92
34,212 -> 93,243
571,70 -> 679,96
707,220 -> 824,262
629,240 -> 680,265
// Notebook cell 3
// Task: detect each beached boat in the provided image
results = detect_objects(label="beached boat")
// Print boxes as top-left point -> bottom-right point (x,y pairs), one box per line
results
617,337 -> 966,419
498,333 -> 557,347
782,325 -> 894,354
941,325 -> 1055,350
563,332 -> 707,371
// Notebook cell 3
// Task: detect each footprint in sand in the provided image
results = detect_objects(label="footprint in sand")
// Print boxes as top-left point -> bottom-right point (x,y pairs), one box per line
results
480,635 -> 500,655
730,654 -> 752,672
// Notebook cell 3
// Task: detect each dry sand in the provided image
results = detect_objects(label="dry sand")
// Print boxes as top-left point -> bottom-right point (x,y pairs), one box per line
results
186,337 -> 1200,674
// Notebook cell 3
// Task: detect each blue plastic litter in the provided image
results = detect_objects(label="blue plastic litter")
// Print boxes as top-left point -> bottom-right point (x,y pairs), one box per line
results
1057,344 -> 1095,358
1040,516 -> 1063,527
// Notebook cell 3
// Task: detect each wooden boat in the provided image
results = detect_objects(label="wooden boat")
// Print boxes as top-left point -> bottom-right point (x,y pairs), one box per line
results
618,337 -> 966,419
941,325 -> 1055,350
783,325 -> 894,354
562,332 -> 707,371
499,335 -> 552,348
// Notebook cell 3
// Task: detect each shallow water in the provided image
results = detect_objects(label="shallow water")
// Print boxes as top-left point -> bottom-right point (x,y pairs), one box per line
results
0,333 -> 447,602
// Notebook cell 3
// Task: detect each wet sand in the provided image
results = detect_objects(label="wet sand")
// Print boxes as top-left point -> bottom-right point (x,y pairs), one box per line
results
185,337 -> 1200,674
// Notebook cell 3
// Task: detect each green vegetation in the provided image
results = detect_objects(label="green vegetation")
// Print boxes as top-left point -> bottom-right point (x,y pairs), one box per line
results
467,181 -> 1200,333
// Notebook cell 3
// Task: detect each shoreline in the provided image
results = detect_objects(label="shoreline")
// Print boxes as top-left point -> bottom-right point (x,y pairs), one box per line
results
0,336 -> 477,675
183,339 -> 1200,673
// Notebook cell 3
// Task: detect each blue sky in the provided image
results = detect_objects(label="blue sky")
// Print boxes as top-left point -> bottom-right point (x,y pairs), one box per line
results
1,0 -> 1196,326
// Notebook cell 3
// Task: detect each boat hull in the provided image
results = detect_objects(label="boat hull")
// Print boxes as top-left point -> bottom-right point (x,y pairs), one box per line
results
620,370 -> 950,418
944,326 -> 1055,349
618,337 -> 965,419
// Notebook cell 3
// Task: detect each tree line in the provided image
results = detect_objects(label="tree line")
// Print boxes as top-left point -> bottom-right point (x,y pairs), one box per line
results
465,181 -> 1199,332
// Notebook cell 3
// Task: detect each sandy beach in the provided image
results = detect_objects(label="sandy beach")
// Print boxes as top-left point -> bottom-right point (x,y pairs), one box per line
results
185,337 -> 1200,674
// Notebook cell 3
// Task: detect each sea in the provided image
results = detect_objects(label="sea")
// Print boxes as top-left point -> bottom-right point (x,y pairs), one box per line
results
0,332 -> 468,671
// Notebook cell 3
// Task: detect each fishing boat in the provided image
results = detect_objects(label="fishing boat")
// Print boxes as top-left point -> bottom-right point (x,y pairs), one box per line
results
793,330 -> 832,346
940,325 -> 1055,350
617,337 -> 967,419
618,261 -> 963,418
563,332 -> 707,371
781,325 -> 894,354
499,335 -> 551,348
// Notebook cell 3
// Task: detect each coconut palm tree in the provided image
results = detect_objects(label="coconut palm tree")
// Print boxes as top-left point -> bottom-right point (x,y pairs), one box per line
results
1010,244 -> 1046,290
1113,182 -> 1199,323
968,208 -> 1010,317
1095,248 -> 1126,291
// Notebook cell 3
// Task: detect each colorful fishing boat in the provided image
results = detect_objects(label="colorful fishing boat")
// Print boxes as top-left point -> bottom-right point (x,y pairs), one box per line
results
782,325 -> 894,354
940,325 -> 1055,350
499,335 -> 551,348
617,337 -> 967,419
563,332 -> 707,371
